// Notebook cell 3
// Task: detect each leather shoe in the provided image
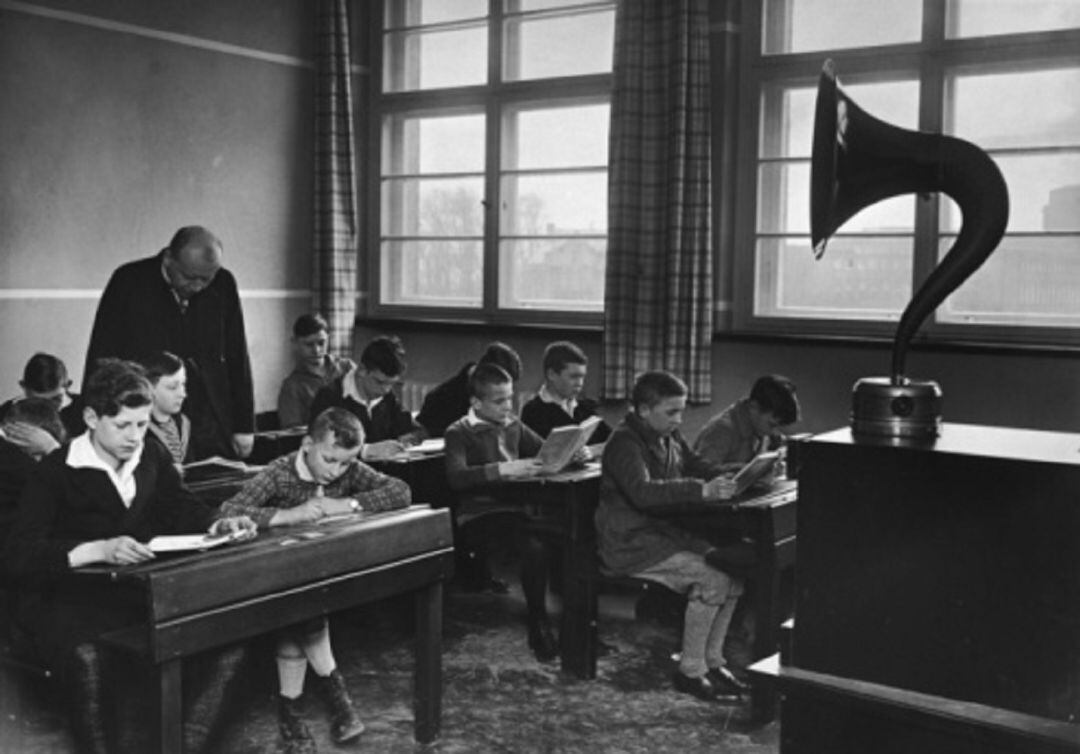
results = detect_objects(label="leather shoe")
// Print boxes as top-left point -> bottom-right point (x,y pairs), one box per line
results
672,671 -> 740,703
707,665 -> 750,695
528,622 -> 559,663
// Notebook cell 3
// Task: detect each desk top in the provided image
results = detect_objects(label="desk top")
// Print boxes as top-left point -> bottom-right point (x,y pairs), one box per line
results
813,422 -> 1080,466
77,505 -> 452,622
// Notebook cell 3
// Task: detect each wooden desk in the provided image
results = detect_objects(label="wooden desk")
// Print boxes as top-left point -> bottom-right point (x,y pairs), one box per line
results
80,506 -> 454,753
511,465 -> 797,722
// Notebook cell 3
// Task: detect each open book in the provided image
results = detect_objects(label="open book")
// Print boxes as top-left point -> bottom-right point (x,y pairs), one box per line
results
537,415 -> 604,474
731,451 -> 779,495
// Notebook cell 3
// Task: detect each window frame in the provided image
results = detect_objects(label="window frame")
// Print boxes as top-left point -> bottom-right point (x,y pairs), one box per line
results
732,0 -> 1080,349
365,0 -> 614,328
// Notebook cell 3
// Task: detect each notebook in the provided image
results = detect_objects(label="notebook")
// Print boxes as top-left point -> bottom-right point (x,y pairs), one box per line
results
536,415 -> 604,475
731,451 -> 780,495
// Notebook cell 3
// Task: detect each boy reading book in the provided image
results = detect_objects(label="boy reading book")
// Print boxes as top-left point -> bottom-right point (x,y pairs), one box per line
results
521,340 -> 611,446
219,407 -> 411,751
444,362 -> 564,662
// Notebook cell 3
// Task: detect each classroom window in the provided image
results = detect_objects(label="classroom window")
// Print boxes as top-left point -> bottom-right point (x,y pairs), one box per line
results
737,1 -> 1080,345
374,0 -> 614,322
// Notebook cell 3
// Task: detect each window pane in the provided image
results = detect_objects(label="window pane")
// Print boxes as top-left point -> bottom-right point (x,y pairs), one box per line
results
762,0 -> 921,54
504,8 -> 614,80
758,162 -> 915,234
384,26 -> 487,91
382,177 -> 486,236
761,79 -> 917,159
755,237 -> 912,320
383,113 -> 485,175
948,68 -> 1080,149
940,153 -> 1080,233
946,0 -> 1080,38
501,172 -> 606,235
938,236 -> 1080,326
385,0 -> 487,28
381,240 -> 483,307
505,104 -> 609,169
499,239 -> 605,310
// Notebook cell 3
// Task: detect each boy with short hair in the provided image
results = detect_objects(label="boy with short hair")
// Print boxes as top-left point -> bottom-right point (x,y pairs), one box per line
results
416,341 -> 523,439
597,370 -> 748,702
277,313 -> 354,428
693,374 -> 800,470
220,407 -> 411,752
140,351 -> 191,466
309,335 -> 420,459
521,340 -> 611,444
6,359 -> 257,754
443,363 -> 562,662
0,352 -> 84,440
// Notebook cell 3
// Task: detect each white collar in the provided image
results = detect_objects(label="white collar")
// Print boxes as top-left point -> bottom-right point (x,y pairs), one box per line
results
67,432 -> 142,506
465,407 -> 510,428
294,449 -> 316,482
342,366 -> 384,411
538,384 -> 577,416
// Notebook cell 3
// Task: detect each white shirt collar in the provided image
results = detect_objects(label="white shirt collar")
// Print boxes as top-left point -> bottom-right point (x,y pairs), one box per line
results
342,366 -> 384,411
465,407 -> 512,428
294,449 -> 315,483
538,384 -> 577,417
67,432 -> 142,507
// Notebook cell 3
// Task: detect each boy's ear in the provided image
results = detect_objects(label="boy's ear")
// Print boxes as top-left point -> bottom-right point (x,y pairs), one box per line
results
82,405 -> 99,430
300,435 -> 314,451
468,394 -> 482,411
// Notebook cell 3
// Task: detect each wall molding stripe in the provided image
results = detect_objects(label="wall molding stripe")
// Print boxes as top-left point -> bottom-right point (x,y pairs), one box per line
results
0,0 -> 334,71
0,289 -> 310,300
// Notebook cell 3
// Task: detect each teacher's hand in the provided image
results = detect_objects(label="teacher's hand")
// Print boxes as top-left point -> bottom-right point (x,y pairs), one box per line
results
231,433 -> 254,459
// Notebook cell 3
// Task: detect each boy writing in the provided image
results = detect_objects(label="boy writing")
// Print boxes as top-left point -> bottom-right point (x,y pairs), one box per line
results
219,407 -> 411,751
5,359 -> 256,754
140,351 -> 191,467
597,370 -> 748,702
309,335 -> 421,459
277,313 -> 355,428
693,374 -> 800,471
521,340 -> 611,445
443,363 -> 561,662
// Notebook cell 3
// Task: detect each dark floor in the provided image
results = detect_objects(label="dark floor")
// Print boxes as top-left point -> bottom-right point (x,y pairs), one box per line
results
0,580 -> 780,753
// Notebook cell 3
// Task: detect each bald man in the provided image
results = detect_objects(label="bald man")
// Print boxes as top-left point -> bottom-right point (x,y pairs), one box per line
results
84,226 -> 255,460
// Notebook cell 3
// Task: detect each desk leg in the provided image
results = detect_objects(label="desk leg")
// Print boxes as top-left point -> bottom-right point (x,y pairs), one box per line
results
748,533 -> 795,724
157,658 -> 183,754
559,487 -> 597,680
413,581 -> 442,744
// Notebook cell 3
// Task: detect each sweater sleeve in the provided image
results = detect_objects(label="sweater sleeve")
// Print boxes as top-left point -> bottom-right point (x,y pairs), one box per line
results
277,376 -> 307,429
602,430 -> 705,512
344,463 -> 411,512
443,424 -> 500,491
5,459 -> 81,584
218,463 -> 286,528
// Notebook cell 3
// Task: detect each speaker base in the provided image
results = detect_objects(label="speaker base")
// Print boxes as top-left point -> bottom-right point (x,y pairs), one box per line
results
850,377 -> 942,439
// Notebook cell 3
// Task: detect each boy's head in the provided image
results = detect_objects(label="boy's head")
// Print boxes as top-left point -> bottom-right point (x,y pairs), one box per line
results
292,313 -> 330,370
140,351 -> 187,418
5,398 -> 66,458
468,362 -> 514,425
356,335 -> 406,400
302,408 -> 364,484
542,341 -> 588,402
747,374 -> 800,436
631,371 -> 688,437
477,342 -> 522,382
81,359 -> 153,466
20,352 -> 72,408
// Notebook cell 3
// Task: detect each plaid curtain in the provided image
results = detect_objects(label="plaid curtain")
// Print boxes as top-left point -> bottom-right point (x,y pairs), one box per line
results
312,0 -> 358,357
602,0 -> 713,403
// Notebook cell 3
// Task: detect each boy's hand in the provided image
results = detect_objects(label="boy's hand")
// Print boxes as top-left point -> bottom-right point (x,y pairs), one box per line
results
209,516 -> 258,541
231,433 -> 254,459
498,459 -> 542,479
319,497 -> 360,516
703,475 -> 736,501
3,421 -> 60,459
362,440 -> 406,460
101,535 -> 155,565
572,447 -> 592,464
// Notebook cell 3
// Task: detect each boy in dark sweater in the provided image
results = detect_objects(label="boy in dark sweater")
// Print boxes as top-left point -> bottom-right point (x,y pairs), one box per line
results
521,340 -> 611,445
444,363 -> 562,662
